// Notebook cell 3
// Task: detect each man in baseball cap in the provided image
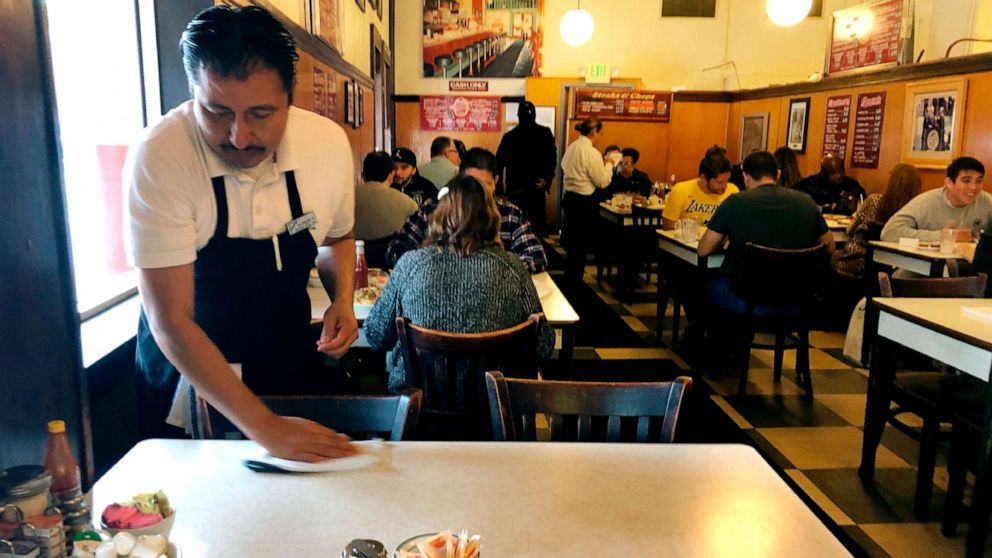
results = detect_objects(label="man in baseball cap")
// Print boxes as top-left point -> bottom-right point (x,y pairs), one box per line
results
391,147 -> 439,207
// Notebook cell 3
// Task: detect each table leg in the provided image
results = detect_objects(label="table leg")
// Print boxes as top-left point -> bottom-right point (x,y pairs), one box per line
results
859,333 -> 895,482
656,250 -> 669,343
559,325 -> 575,380
966,380 -> 992,557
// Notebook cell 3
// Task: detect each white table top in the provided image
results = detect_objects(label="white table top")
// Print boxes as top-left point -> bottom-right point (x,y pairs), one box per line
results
92,440 -> 850,558
308,272 -> 579,326
656,229 -> 724,268
874,298 -> 992,353
868,240 -> 963,261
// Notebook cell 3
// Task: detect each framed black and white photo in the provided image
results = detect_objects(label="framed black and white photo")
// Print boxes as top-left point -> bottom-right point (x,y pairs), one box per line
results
354,0 -> 365,12
343,79 -> 355,125
739,112 -> 769,159
786,97 -> 811,154
356,82 -> 364,127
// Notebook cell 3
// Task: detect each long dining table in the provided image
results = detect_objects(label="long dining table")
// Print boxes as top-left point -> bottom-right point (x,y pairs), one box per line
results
861,297 -> 992,557
92,439 -> 852,557
308,271 -> 580,369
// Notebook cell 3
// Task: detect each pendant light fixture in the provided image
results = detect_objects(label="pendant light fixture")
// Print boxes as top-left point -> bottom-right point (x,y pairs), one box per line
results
765,0 -> 812,27
560,1 -> 593,46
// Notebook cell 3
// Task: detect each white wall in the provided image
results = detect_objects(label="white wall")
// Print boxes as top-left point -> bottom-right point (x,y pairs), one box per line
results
395,0 -> 992,95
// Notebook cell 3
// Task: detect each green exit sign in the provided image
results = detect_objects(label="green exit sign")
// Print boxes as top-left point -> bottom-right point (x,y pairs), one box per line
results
585,63 -> 610,84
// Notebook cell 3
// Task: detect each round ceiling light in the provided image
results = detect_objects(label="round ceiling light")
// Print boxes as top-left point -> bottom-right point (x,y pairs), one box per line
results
765,0 -> 812,27
560,8 -> 594,46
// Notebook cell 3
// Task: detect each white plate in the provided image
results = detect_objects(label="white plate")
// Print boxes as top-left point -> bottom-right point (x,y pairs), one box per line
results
255,439 -> 381,473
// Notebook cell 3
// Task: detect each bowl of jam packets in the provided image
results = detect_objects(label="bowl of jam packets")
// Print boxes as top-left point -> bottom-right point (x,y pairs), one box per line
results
395,530 -> 480,558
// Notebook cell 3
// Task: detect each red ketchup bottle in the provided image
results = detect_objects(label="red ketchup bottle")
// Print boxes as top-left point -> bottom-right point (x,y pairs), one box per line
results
43,420 -> 81,499
355,240 -> 368,289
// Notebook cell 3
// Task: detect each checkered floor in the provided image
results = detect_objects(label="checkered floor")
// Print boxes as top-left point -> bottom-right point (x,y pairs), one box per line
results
553,247 -> 971,557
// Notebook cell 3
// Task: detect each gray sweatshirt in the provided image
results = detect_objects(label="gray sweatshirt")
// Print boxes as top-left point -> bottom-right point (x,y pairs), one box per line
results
880,187 -> 992,242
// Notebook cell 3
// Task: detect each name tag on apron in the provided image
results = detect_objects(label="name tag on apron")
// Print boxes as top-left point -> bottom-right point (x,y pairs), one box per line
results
286,211 -> 316,236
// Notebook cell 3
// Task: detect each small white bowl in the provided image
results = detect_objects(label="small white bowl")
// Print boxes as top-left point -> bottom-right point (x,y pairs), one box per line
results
102,509 -> 176,538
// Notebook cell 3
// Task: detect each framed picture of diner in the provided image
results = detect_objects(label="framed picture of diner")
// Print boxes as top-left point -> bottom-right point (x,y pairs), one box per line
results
739,112 -> 769,159
786,98 -> 811,154
421,0 -> 545,78
902,78 -> 968,169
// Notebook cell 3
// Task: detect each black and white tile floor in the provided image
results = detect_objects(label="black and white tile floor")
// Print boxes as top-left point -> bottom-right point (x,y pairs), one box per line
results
551,250 -> 970,557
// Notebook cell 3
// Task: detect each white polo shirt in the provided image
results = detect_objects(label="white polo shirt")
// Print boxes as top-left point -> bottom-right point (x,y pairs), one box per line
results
561,135 -> 612,196
125,101 -> 354,269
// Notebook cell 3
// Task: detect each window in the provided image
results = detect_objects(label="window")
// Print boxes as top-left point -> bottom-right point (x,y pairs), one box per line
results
661,0 -> 717,18
46,0 -> 151,318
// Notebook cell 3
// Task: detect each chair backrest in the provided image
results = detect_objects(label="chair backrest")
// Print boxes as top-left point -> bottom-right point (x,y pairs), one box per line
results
631,205 -> 662,229
395,316 -> 539,415
734,242 -> 829,308
486,371 -> 692,443
877,271 -> 987,299
191,388 -> 422,441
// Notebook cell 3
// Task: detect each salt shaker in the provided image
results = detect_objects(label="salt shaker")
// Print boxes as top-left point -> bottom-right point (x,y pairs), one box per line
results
342,539 -> 387,558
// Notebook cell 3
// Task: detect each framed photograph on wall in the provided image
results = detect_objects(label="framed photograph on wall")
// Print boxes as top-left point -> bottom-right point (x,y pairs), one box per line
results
739,113 -> 769,159
309,0 -> 342,54
902,78 -> 968,168
343,79 -> 355,125
355,0 -> 365,12
356,82 -> 364,127
786,97 -> 811,154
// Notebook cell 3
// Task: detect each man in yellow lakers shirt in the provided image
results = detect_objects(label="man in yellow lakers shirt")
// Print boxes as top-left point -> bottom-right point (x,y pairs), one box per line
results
662,145 -> 740,229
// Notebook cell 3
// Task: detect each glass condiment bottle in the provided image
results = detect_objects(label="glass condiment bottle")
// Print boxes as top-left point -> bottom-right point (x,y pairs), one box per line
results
355,240 -> 368,289
43,420 -> 80,499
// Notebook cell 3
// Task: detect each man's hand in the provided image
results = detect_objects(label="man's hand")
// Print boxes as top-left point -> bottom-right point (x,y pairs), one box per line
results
316,302 -> 358,358
251,415 -> 356,462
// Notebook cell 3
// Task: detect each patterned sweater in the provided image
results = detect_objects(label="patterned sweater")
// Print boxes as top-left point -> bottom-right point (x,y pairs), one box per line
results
364,247 -> 555,395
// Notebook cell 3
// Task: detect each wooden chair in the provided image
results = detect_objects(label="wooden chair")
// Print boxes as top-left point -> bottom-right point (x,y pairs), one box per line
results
717,242 -> 829,400
631,205 -> 663,285
191,388 -> 422,441
486,371 -> 691,443
395,316 -> 540,440
867,271 -> 988,519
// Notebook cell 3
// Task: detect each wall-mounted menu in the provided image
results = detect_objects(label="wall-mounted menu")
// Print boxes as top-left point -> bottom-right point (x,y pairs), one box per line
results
827,0 -> 904,75
420,96 -> 501,132
574,89 -> 672,122
822,95 -> 851,161
851,92 -> 886,169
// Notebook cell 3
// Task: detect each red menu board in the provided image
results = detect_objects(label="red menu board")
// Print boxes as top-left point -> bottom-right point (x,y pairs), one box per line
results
822,95 -> 852,161
828,0 -> 904,75
420,96 -> 501,132
574,89 -> 672,122
851,92 -> 886,169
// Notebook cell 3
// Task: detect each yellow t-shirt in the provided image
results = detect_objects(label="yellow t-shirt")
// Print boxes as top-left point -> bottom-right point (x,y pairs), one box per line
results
661,179 -> 740,224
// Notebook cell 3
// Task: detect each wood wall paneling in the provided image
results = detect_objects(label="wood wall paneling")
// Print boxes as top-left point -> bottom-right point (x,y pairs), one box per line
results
666,101 -> 730,184
394,101 -> 503,164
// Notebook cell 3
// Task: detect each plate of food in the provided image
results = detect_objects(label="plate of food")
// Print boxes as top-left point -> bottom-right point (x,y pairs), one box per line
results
368,268 -> 389,289
395,530 -> 480,558
354,286 -> 382,306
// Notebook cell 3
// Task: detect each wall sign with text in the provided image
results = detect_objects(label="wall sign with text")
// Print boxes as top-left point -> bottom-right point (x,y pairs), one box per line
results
420,96 -> 501,132
822,95 -> 851,161
851,92 -> 887,169
827,0 -> 907,75
573,89 -> 672,122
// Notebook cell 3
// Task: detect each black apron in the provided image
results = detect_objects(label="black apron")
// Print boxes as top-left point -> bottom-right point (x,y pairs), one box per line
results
136,171 -> 323,431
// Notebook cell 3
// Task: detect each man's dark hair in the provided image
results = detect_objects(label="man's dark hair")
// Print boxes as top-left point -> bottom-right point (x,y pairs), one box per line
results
621,147 -> 640,164
430,136 -> 453,157
742,151 -> 779,182
180,5 -> 298,102
947,156 -> 986,181
698,144 -> 731,179
362,151 -> 394,182
459,147 -> 498,176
